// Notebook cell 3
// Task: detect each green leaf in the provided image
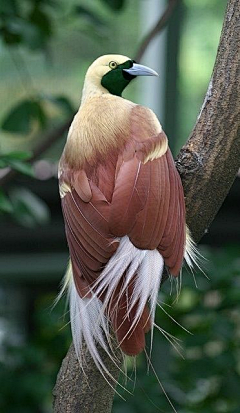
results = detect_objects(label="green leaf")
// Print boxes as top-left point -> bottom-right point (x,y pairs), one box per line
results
100,0 -> 126,11
0,151 -> 34,176
0,25 -> 22,45
74,5 -> 106,27
8,160 -> 35,177
0,0 -> 18,15
33,100 -> 46,128
18,19 -> 45,50
28,7 -> 52,37
1,100 -> 35,133
19,8 -> 52,50
0,189 -> 13,213
9,187 -> 50,227
0,150 -> 32,161
1,99 -> 46,134
0,158 -> 8,168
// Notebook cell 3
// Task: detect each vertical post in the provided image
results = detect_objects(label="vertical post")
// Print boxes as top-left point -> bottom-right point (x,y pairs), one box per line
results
164,0 -> 184,153
138,0 -> 167,121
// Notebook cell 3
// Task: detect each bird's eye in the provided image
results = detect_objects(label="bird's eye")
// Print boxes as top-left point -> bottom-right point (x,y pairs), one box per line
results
109,61 -> 118,69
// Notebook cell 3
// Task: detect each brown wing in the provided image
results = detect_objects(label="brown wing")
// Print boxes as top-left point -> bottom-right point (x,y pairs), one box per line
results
109,150 -> 185,276
109,105 -> 185,276
60,166 -> 119,297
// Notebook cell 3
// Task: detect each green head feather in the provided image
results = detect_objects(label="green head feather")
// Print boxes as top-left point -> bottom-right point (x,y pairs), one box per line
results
101,60 -> 136,97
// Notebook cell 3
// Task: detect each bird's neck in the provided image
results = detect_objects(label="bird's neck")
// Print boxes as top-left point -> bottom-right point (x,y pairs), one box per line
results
81,78 -> 109,104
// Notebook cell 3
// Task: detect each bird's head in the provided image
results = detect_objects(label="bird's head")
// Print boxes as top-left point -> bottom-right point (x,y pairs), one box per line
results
82,54 -> 158,101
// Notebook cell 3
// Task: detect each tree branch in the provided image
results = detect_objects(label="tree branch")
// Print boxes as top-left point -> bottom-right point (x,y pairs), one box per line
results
53,342 -> 122,413
176,0 -> 240,242
53,1 -> 240,412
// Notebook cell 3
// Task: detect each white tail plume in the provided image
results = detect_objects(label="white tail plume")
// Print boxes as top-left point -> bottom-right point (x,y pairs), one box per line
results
66,236 -> 164,380
59,230 -> 202,377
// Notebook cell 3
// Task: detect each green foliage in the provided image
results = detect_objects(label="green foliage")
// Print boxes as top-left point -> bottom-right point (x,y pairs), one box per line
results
1,94 -> 74,137
1,99 -> 46,134
0,150 -> 34,175
0,150 -> 33,215
0,92 -> 74,224
0,0 -> 126,52
0,150 -> 51,226
0,0 -> 54,50
9,186 -> 50,227
0,188 -> 13,213
1,94 -> 74,135
74,5 -> 106,28
0,294 -> 71,413
6,159 -> 34,176
0,150 -> 32,161
101,0 -> 126,11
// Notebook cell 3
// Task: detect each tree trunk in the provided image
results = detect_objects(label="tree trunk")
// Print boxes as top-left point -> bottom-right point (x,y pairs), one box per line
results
53,0 -> 240,411
53,342 -> 122,413
177,0 -> 240,242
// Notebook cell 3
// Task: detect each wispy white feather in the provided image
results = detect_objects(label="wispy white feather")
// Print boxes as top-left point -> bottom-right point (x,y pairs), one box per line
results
119,248 -> 164,352
184,226 -> 204,271
69,281 -> 125,386
65,229 -> 202,383
68,236 -> 164,380
125,249 -> 163,330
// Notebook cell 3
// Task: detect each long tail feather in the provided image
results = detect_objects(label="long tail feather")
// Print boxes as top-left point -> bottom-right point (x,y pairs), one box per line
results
65,236 -> 164,378
69,280 -> 130,392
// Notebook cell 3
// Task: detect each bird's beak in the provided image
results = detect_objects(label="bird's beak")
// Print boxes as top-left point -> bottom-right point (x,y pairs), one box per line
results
123,63 -> 158,77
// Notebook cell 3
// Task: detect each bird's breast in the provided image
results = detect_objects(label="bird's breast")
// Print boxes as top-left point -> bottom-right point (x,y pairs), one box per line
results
63,95 -> 135,169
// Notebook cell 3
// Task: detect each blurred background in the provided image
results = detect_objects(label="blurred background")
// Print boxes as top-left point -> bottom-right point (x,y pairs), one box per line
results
0,0 -> 240,412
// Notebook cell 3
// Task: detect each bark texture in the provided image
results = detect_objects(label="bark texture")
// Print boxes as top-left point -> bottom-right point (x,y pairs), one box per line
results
53,0 -> 240,411
53,342 -> 122,413
177,0 -> 240,242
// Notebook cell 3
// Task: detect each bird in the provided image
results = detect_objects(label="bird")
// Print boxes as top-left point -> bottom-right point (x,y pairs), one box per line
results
58,54 -> 196,378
